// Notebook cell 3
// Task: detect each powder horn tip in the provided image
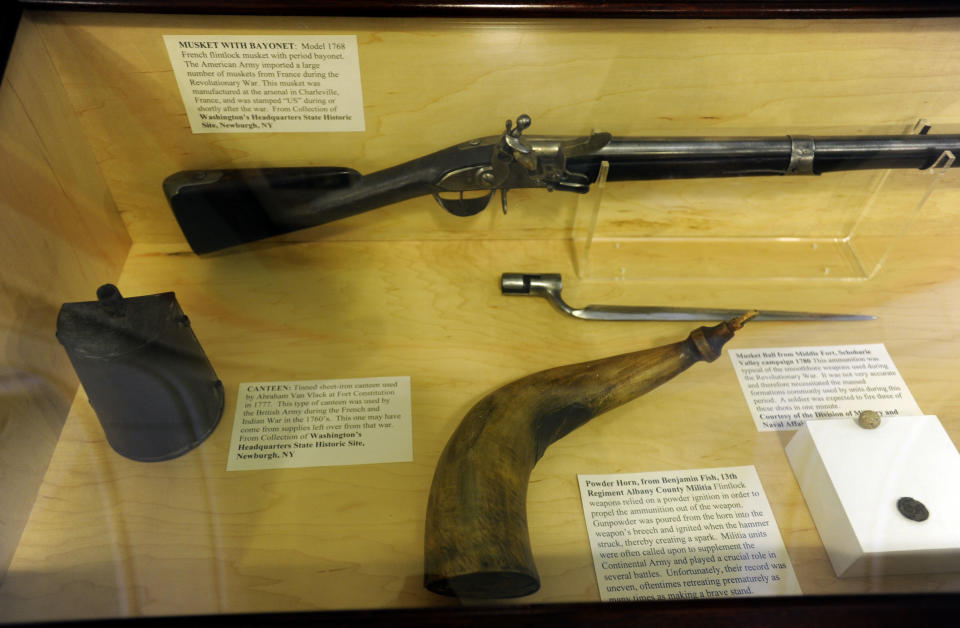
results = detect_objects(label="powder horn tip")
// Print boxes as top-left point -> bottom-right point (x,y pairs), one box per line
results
729,309 -> 759,330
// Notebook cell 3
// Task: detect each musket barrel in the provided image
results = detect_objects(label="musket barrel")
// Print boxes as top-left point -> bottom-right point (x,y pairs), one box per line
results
582,135 -> 960,180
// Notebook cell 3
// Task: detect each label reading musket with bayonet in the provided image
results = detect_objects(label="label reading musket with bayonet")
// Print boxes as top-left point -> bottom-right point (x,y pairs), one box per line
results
163,35 -> 365,134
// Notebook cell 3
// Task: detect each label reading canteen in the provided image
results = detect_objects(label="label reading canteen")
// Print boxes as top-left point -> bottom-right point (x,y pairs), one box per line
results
227,376 -> 412,470
164,35 -> 365,133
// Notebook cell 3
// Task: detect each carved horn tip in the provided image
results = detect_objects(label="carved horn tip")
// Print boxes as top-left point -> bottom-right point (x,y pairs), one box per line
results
729,309 -> 759,330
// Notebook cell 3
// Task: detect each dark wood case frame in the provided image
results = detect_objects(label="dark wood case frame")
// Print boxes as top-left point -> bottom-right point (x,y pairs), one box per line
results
5,1 -> 960,626
14,0 -> 960,18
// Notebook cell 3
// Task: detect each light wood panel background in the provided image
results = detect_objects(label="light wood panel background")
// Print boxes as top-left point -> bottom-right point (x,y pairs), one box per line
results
0,15 -> 129,583
2,9 -> 960,621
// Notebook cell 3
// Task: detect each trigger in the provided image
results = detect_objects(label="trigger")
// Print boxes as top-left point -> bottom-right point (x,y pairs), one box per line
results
551,171 -> 592,194
552,180 -> 591,194
433,191 -> 494,217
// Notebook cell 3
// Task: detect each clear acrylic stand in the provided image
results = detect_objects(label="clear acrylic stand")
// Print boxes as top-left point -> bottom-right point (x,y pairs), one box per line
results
571,160 -> 609,279
572,121 -> 955,281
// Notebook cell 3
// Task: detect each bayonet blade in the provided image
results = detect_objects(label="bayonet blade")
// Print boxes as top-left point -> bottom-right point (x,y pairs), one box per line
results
500,273 -> 875,322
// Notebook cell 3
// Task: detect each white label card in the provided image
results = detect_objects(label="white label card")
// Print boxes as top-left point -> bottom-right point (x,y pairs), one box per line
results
579,466 -> 801,601
163,34 -> 365,133
729,344 -> 921,431
227,376 -> 411,470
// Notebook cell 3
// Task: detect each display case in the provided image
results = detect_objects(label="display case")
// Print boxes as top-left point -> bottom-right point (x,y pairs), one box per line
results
3,1 -> 960,624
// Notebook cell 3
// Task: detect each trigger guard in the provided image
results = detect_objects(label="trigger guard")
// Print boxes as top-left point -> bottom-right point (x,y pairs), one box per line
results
433,191 -> 494,217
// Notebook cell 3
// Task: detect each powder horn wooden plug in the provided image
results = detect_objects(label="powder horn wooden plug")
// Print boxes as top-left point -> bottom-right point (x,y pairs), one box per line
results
423,311 -> 757,599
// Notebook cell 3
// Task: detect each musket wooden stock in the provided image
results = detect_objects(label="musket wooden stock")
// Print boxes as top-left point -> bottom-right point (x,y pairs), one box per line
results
423,313 -> 754,599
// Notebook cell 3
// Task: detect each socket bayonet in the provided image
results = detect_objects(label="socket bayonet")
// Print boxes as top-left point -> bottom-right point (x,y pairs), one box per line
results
500,273 -> 876,322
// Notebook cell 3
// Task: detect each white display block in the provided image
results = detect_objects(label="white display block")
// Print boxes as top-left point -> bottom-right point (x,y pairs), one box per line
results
785,415 -> 960,577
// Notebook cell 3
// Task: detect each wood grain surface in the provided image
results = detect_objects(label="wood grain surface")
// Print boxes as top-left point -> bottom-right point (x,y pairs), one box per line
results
2,233 -> 960,620
3,9 -> 960,622
0,14 -> 129,582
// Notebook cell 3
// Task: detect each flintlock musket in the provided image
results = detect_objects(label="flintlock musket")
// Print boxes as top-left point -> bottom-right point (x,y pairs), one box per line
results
164,115 -> 959,253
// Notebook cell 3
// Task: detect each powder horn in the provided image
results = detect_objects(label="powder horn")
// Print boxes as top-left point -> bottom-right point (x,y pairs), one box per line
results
424,311 -> 755,599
